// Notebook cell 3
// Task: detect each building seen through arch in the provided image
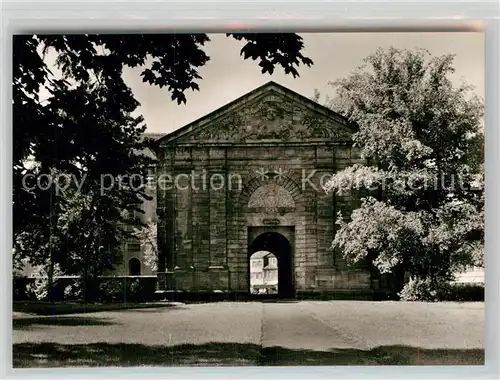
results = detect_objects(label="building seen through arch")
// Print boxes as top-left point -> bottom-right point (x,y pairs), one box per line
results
249,251 -> 278,295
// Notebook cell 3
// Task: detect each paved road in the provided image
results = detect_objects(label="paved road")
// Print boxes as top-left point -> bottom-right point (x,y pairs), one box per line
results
13,301 -> 483,351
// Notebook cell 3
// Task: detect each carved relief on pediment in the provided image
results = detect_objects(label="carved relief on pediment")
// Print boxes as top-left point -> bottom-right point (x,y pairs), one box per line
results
186,94 -> 352,142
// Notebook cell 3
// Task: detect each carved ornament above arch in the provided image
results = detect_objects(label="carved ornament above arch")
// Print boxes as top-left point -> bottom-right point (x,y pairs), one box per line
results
247,183 -> 295,214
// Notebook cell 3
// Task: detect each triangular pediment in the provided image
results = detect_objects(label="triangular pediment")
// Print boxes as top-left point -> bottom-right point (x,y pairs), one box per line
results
158,82 -> 356,146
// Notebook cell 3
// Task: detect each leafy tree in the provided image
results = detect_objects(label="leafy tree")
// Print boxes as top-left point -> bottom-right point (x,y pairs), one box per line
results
13,34 -> 312,298
310,88 -> 321,103
323,48 -> 484,298
14,71 -> 153,300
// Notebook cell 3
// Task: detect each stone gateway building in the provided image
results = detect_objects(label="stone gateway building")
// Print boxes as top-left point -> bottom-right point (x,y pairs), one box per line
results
153,82 -> 382,299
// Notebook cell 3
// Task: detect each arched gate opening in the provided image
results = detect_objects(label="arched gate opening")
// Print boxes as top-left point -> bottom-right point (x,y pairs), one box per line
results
248,231 -> 294,298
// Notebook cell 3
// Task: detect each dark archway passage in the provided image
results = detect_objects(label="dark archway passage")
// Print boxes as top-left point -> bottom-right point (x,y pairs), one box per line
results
129,258 -> 141,276
249,232 -> 294,298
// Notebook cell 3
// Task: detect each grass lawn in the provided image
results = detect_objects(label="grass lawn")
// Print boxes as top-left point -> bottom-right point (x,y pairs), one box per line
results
13,301 -> 174,316
12,342 -> 484,367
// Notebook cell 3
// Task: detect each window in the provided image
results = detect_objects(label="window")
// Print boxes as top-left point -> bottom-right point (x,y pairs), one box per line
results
127,242 -> 141,252
129,258 -> 141,276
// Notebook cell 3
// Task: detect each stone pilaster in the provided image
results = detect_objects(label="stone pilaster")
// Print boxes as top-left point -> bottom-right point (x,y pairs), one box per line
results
156,147 -> 175,293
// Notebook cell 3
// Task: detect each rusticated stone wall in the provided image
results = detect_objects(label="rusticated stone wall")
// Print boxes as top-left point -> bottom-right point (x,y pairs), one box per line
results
156,141 -> 371,296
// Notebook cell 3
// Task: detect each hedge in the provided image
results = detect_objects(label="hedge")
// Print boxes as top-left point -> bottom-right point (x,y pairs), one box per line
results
13,276 -> 158,303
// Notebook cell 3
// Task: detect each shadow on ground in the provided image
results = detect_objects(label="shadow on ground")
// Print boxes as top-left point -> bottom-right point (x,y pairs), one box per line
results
13,316 -> 116,330
13,342 -> 484,367
119,307 -> 182,313
13,302 -> 179,316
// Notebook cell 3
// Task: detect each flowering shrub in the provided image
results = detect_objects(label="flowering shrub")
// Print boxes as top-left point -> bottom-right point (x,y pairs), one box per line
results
127,278 -> 141,301
134,220 -> 158,271
96,277 -> 156,302
63,279 -> 83,300
398,277 -> 441,301
25,264 -> 64,301
398,276 -> 484,302
98,279 -> 124,303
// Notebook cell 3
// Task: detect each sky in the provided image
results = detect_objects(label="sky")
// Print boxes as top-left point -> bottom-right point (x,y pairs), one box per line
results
121,32 -> 485,135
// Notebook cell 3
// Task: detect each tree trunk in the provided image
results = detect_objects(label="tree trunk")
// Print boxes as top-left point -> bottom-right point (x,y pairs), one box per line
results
48,255 -> 54,303
82,192 -> 98,303
390,265 -> 406,299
